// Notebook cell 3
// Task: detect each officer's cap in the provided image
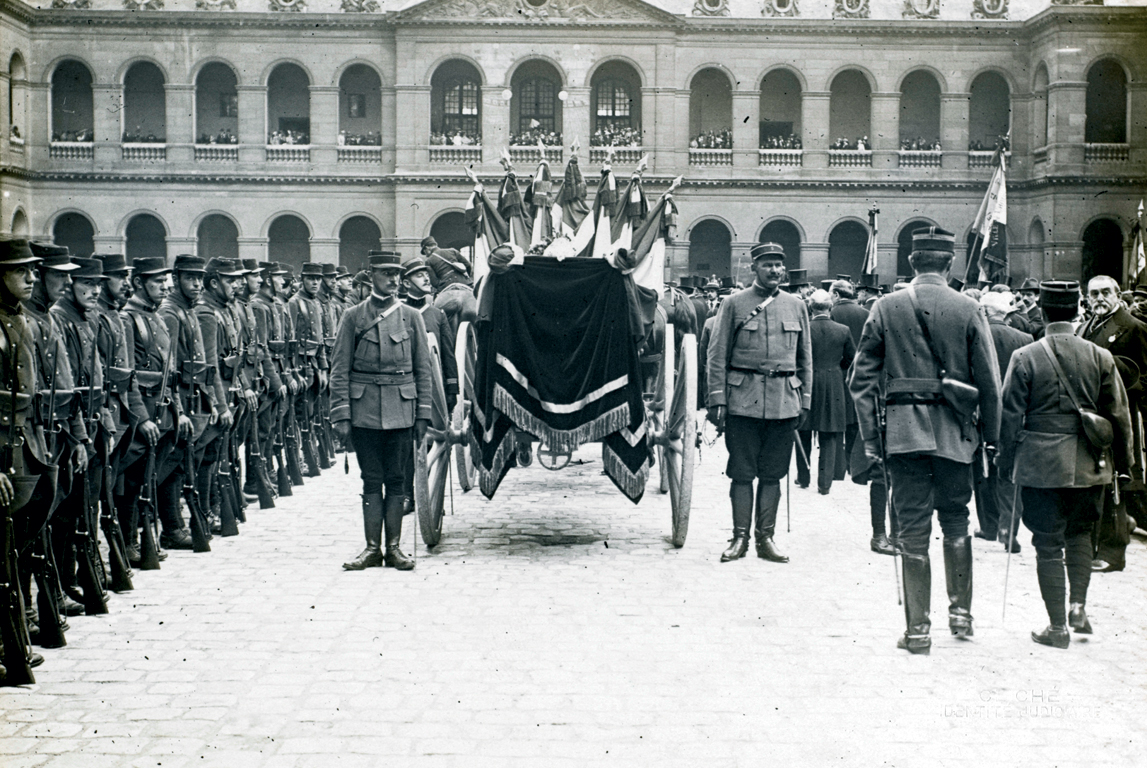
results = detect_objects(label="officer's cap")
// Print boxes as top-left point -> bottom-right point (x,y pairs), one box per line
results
0,237 -> 41,268
172,254 -> 207,273
750,242 -> 786,262
1038,280 -> 1081,310
131,256 -> 171,276
97,253 -> 130,276
911,226 -> 956,254
402,257 -> 431,280
29,242 -> 79,272
368,251 -> 402,271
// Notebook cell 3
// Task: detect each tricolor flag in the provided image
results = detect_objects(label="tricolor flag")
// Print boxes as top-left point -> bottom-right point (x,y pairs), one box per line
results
497,149 -> 531,250
524,140 -> 554,248
463,172 -> 509,285
964,146 -> 1008,286
862,205 -> 879,276
552,147 -> 595,255
1130,199 -> 1145,287
614,176 -> 682,298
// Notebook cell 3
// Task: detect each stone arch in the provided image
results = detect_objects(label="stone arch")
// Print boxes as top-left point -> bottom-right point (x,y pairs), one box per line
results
427,208 -> 472,252
115,56 -> 171,85
895,65 -> 948,94
261,210 -> 313,239
260,58 -> 316,87
758,218 -> 803,268
117,208 -> 172,238
757,215 -> 806,244
1085,57 -> 1129,144
50,210 -> 97,257
125,212 -> 169,263
338,215 -> 383,273
756,65 -> 807,93
583,56 -> 646,89
42,54 -> 97,85
962,66 -> 1018,96
688,218 -> 734,279
895,218 -> 939,278
46,208 -> 98,238
8,51 -> 27,80
682,62 -> 737,93
422,53 -> 485,88
333,58 -> 389,88
1080,217 -> 1125,284
197,213 -> 240,261
10,208 -> 29,237
503,55 -> 569,89
190,57 -> 244,88
189,209 -> 242,240
824,64 -> 878,93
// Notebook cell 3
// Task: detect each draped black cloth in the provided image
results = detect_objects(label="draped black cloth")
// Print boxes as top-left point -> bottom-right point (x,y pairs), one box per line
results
470,257 -> 651,502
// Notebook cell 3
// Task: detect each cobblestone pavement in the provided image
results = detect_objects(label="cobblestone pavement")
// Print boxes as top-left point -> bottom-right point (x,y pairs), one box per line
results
3,429 -> 1146,768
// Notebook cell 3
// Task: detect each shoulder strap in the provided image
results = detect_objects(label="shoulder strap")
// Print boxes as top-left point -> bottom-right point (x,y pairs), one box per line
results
726,293 -> 778,367
1038,337 -> 1087,415
905,285 -> 946,375
353,302 -> 401,348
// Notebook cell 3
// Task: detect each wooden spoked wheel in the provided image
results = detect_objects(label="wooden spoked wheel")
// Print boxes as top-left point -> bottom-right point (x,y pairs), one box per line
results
414,333 -> 452,548
657,327 -> 696,548
452,321 -> 478,492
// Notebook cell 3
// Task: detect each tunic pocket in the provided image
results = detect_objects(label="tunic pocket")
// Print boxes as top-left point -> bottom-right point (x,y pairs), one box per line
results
350,382 -> 367,400
782,320 -> 801,349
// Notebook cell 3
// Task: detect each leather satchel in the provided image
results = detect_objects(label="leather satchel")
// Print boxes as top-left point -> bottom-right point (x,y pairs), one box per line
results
906,287 -> 980,419
1038,337 -> 1114,454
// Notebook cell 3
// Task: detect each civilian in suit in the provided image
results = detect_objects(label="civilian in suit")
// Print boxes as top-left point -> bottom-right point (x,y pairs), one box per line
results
797,290 -> 855,494
830,279 -> 869,480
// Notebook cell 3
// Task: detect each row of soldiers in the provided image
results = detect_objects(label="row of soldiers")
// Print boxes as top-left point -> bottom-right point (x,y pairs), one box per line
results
0,236 -> 436,685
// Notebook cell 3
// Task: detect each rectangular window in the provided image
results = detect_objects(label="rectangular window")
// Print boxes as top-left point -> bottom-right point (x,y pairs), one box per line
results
519,78 -> 555,133
220,94 -> 238,118
347,94 -> 366,119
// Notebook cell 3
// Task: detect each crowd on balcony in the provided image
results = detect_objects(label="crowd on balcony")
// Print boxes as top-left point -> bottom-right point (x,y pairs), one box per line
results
690,129 -> 732,149
197,129 -> 237,145
759,134 -> 802,150
51,128 -> 93,142
590,123 -> 643,148
339,131 -> 382,146
123,126 -> 165,144
429,131 -> 480,146
900,137 -> 942,151
968,138 -> 1008,152
268,129 -> 309,145
9,125 -> 22,140
509,127 -> 562,147
830,136 -> 869,151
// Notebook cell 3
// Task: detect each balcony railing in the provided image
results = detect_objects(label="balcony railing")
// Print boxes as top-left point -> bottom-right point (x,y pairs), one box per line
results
122,143 -> 166,162
828,149 -> 872,168
508,145 -> 562,165
1033,147 -> 1048,164
590,147 -> 645,165
8,136 -> 24,148
689,148 -> 732,167
195,145 -> 239,162
338,146 -> 382,163
897,149 -> 942,169
266,145 -> 310,163
50,141 -> 94,160
1085,143 -> 1129,163
968,150 -> 1009,169
758,149 -> 802,167
429,146 -> 481,164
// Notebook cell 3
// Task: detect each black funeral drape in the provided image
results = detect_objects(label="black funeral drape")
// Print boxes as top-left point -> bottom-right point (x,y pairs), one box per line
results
470,257 -> 652,502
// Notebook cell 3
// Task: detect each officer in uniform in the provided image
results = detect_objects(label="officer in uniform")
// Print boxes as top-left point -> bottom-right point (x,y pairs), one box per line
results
421,236 -> 476,332
120,256 -> 190,552
706,242 -> 812,565
402,257 -> 458,411
331,252 -> 433,572
288,263 -> 328,475
851,226 -> 1001,655
998,281 -> 1133,648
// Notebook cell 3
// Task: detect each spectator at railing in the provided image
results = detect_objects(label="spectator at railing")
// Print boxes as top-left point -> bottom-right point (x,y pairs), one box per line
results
591,123 -> 642,148
268,130 -> 309,146
51,128 -> 93,142
690,128 -> 732,149
509,127 -> 562,146
429,131 -> 480,147
759,134 -> 802,150
899,137 -> 942,151
123,126 -> 165,143
830,136 -> 869,151
9,125 -> 21,140
339,130 -> 383,146
196,129 -> 237,145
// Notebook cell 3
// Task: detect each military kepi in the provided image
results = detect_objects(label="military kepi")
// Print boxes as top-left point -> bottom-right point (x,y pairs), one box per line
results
300,262 -> 325,276
368,251 -> 402,270
1038,280 -> 1080,309
71,257 -> 110,280
205,257 -> 246,277
131,256 -> 171,276
173,254 -> 207,273
97,253 -> 130,275
29,242 -> 79,271
750,242 -> 785,262
911,226 -> 956,253
0,237 -> 41,267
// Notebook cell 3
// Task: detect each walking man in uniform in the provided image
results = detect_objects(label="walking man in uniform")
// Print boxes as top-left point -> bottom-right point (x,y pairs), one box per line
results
851,226 -> 1001,654
998,281 -> 1132,648
331,252 -> 433,572
706,242 -> 812,565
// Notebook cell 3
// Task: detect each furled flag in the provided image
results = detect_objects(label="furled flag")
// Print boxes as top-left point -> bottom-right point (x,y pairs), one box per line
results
523,139 -> 554,248
590,151 -> 620,261
463,166 -> 509,284
862,203 -> 879,276
591,153 -> 649,265
551,139 -> 595,255
964,142 -> 1008,286
497,148 -> 531,250
615,176 -> 682,299
1131,199 -> 1145,287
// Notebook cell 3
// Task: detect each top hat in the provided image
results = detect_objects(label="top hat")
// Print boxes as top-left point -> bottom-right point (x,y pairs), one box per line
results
720,276 -> 736,290
29,242 -> 79,272
750,242 -> 786,262
205,258 -> 246,277
321,263 -> 337,277
172,254 -> 207,273
786,268 -> 809,287
300,262 -> 325,277
820,279 -> 834,291
71,257 -> 110,280
911,226 -> 956,254
402,257 -> 431,280
859,273 -> 879,289
368,251 -> 402,271
678,275 -> 694,291
97,254 -> 130,275
130,256 -> 171,276
0,237 -> 41,268
836,274 -> 853,282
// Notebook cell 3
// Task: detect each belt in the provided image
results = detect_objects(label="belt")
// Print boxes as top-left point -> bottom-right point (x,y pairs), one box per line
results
1024,413 -> 1081,435
135,370 -> 164,388
0,392 -> 34,428
728,366 -> 796,378
349,371 -> 413,386
885,393 -> 944,406
36,390 -> 75,423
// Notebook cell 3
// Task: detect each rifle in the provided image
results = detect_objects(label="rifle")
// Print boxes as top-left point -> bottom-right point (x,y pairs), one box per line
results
138,325 -> 175,571
32,338 -> 67,645
1,335 -> 36,685
272,398 -> 292,496
95,319 -> 132,593
284,388 -> 305,486
181,375 -> 210,553
249,405 -> 275,509
215,397 -> 241,538
74,336 -> 108,615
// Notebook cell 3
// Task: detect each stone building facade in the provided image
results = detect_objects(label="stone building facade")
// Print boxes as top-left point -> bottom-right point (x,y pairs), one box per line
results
1,0 -> 1144,286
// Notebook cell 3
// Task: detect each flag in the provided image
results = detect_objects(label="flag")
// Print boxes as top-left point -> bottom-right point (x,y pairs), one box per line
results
523,147 -> 554,248
862,207 -> 878,275
552,153 -> 594,254
1130,199 -> 1145,287
464,182 -> 509,285
615,183 -> 678,298
964,149 -> 1008,286
590,163 -> 619,261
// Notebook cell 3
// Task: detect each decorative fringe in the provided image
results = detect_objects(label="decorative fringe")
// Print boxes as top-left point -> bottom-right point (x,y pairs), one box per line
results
602,443 -> 650,505
474,426 -> 516,500
493,385 -> 630,454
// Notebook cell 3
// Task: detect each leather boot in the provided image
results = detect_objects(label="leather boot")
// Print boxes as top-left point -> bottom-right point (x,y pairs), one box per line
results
870,534 -> 897,556
343,492 -> 384,570
1065,534 -> 1093,634
754,482 -> 788,563
383,493 -> 415,571
720,482 -> 753,562
897,537 -> 932,654
1033,553 -> 1069,648
943,535 -> 974,639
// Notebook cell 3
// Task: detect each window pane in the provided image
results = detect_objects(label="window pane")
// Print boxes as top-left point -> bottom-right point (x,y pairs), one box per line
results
613,85 -> 630,117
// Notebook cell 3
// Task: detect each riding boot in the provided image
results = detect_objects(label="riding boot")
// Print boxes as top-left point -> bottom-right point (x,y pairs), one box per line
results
384,492 -> 415,570
1033,553 -> 1070,648
897,537 -> 932,654
342,492 -> 384,570
754,481 -> 788,563
943,535 -> 974,639
1065,534 -> 1093,634
719,482 -> 752,562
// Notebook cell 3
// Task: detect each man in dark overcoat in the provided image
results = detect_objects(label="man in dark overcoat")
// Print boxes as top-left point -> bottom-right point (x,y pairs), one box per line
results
331,252 -> 433,572
851,226 -> 1001,654
796,290 -> 854,495
706,243 -> 812,565
830,278 -> 869,478
998,281 -> 1132,648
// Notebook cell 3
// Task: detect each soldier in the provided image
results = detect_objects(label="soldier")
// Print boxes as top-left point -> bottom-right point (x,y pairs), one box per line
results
331,251 -> 433,572
120,256 -> 190,553
239,260 -> 284,504
402,258 -> 458,412
1078,274 -> 1147,572
316,263 -> 340,458
851,226 -> 1001,655
252,262 -> 301,493
998,281 -> 1133,648
336,266 -> 356,313
421,236 -> 476,332
288,263 -> 328,476
706,242 -> 812,565
158,254 -> 218,552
